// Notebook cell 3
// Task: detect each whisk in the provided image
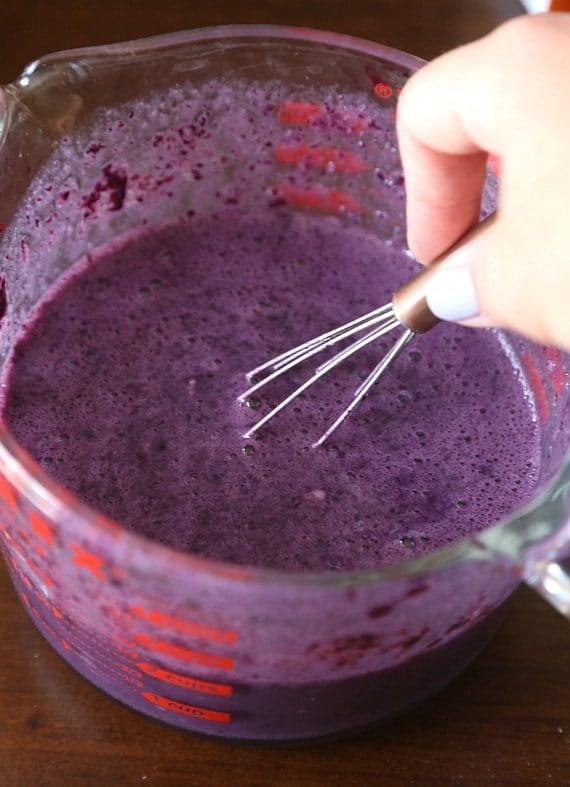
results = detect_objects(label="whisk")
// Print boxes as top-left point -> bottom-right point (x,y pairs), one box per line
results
239,214 -> 493,447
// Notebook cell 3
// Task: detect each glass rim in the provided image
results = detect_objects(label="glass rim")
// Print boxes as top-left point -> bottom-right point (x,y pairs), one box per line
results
12,24 -> 426,84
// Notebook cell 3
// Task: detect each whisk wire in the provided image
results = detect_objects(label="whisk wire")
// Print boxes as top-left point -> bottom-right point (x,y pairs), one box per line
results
312,328 -> 414,447
239,304 -> 397,404
245,303 -> 394,380
240,305 -> 405,442
314,316 -> 400,376
239,215 -> 494,445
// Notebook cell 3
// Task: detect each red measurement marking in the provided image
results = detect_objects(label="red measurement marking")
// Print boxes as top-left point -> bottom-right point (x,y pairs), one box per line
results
14,524 -> 33,552
10,537 -> 44,580
275,182 -> 361,214
137,662 -> 233,697
20,569 -> 33,591
277,100 -> 367,133
278,101 -> 322,125
33,542 -> 47,560
0,474 -> 17,510
142,692 -> 230,724
28,511 -> 55,547
133,634 -> 235,671
33,563 -> 54,589
545,346 -> 565,395
10,551 -> 42,593
10,538 -> 26,562
275,143 -> 368,174
33,587 -> 50,608
521,353 -> 550,423
70,543 -> 106,581
112,635 -> 139,663
107,564 -> 127,585
10,559 -> 35,594
130,606 -> 236,645
373,82 -> 393,100
348,116 -> 368,133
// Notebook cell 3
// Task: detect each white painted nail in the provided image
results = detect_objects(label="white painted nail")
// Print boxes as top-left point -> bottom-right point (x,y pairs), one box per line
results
425,265 -> 480,323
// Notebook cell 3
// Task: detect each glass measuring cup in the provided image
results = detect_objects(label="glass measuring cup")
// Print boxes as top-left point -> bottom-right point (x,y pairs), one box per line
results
0,26 -> 569,743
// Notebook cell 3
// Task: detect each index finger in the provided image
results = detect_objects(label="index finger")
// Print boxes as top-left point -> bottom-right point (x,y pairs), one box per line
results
396,21 -> 513,262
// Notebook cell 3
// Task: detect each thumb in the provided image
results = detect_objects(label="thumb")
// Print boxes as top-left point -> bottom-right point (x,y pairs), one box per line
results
424,214 -> 495,330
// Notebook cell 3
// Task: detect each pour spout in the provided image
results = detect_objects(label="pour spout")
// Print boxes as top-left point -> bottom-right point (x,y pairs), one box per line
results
0,83 -> 21,225
11,58 -> 85,140
0,55 -> 88,226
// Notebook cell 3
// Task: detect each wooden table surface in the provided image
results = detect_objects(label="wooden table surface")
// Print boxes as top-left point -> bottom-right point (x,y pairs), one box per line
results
2,1 -> 570,785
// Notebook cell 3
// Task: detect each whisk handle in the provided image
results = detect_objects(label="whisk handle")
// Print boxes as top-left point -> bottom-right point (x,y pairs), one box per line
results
392,212 -> 497,333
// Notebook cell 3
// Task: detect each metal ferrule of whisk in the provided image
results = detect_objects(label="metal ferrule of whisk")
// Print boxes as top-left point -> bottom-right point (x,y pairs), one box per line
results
239,214 -> 495,447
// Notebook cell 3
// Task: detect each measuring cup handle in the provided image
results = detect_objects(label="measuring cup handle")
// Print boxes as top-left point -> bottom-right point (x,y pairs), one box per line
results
523,556 -> 570,618
478,455 -> 570,620
517,469 -> 570,618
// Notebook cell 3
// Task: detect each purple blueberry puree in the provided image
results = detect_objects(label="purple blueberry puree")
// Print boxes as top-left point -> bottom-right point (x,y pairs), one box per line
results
0,66 -> 551,742
0,208 -> 540,572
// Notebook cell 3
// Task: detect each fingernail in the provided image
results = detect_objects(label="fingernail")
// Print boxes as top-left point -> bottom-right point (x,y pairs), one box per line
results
425,264 -> 479,323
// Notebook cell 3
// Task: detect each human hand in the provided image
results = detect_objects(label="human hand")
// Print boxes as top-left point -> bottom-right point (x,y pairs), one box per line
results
396,12 -> 570,350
